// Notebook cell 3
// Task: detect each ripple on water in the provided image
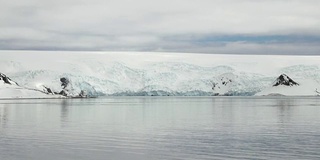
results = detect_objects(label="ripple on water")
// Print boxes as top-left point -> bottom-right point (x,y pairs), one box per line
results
1,97 -> 320,160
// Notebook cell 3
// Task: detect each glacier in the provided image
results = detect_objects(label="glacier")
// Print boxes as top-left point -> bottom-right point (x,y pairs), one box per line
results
1,51 -> 320,97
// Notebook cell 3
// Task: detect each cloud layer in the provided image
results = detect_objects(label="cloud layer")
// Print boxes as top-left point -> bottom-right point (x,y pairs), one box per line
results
1,0 -> 320,54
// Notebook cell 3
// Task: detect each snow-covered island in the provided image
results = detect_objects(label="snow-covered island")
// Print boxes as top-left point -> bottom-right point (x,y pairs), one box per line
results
1,51 -> 320,98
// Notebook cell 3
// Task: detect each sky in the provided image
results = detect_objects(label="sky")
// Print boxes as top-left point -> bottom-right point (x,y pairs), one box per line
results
0,0 -> 320,55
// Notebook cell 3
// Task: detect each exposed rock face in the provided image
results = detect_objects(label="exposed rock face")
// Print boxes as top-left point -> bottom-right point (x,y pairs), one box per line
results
42,85 -> 54,94
273,74 -> 299,87
43,77 -> 88,98
57,90 -> 69,97
60,77 -> 69,89
0,72 -> 18,85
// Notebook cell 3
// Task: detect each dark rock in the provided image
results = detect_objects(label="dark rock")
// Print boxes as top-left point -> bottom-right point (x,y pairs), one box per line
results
58,90 -> 69,96
0,72 -> 18,85
42,85 -> 54,94
273,74 -> 299,87
60,77 -> 69,89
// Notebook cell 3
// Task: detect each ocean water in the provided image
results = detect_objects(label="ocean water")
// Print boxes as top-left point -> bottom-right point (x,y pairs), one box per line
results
0,97 -> 320,160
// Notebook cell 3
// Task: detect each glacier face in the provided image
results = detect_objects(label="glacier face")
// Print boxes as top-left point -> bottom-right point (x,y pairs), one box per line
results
1,51 -> 320,96
8,62 -> 273,96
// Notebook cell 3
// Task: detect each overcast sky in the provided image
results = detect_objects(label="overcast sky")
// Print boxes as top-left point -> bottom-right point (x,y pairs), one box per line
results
1,0 -> 320,54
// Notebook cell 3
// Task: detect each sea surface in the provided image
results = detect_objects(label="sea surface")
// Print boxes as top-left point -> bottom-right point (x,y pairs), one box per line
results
0,97 -> 320,160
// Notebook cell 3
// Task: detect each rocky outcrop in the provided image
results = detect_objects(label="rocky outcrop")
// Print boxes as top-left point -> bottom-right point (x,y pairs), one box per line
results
273,74 -> 299,87
0,72 -> 19,85
60,77 -> 69,89
41,77 -> 89,98
211,73 -> 236,96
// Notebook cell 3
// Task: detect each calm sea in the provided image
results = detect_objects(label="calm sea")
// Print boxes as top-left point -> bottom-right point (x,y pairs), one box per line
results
1,97 -> 320,160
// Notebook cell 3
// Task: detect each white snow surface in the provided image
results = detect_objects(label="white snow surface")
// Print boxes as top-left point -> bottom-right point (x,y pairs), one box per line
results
1,50 -> 320,97
0,82 -> 64,99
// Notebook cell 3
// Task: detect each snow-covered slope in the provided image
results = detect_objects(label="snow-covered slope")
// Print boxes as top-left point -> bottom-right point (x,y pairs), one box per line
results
1,51 -> 320,97
256,74 -> 320,96
0,87 -> 65,99
256,79 -> 320,96
1,72 -> 64,99
211,73 -> 236,96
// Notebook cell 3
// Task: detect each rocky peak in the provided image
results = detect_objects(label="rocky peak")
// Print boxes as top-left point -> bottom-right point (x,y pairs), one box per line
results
0,72 -> 19,85
273,74 -> 299,87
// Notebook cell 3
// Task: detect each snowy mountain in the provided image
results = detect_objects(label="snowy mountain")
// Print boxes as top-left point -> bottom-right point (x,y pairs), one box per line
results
1,51 -> 320,97
272,74 -> 299,87
256,74 -> 320,96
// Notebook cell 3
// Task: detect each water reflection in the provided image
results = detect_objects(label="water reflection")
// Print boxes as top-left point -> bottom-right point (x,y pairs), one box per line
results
1,97 -> 320,160
60,99 -> 70,124
275,98 -> 294,125
0,106 -> 8,130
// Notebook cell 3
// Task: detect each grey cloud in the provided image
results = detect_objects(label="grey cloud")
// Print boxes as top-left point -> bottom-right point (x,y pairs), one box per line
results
0,0 -> 320,54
